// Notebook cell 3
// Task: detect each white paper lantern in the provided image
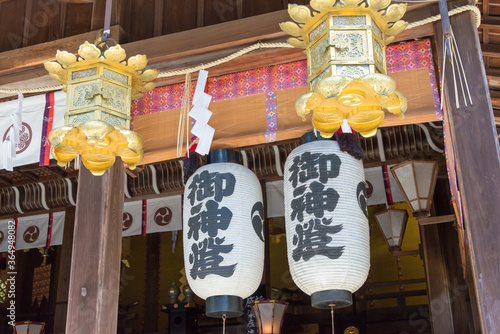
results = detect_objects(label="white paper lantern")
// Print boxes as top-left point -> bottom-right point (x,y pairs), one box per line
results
284,135 -> 370,309
183,149 -> 265,318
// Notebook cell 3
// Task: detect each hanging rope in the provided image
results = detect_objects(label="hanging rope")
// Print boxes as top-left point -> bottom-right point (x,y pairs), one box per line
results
407,4 -> 480,29
0,5 -> 481,95
331,305 -> 335,334
222,314 -> 227,334
177,73 -> 192,157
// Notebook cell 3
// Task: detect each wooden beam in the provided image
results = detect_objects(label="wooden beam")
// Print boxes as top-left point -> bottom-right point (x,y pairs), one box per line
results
22,0 -> 34,48
434,10 -> 500,333
486,68 -> 500,89
0,25 -> 123,78
438,222 -> 480,333
153,0 -> 164,37
420,224 -> 455,333
0,3 -> 435,98
391,249 -> 421,257
418,214 -> 456,225
480,15 -> 499,30
489,89 -> 500,105
142,233 -> 160,333
90,0 -> 106,31
53,207 -> 75,334
481,43 -> 500,58
65,159 -> 124,333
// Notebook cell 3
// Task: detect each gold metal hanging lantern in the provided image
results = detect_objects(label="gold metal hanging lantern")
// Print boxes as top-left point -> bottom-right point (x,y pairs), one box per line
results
281,0 -> 408,138
44,41 -> 158,175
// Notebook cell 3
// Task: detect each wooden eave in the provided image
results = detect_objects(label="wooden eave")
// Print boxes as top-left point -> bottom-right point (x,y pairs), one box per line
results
0,2 -> 437,101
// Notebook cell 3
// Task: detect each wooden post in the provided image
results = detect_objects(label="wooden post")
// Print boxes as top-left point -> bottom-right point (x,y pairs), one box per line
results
420,224 -> 455,333
142,233 -> 160,333
65,159 -> 124,334
53,207 -> 75,334
433,10 -> 500,333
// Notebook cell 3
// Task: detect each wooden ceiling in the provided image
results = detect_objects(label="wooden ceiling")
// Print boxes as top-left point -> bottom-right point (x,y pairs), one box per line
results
478,0 -> 500,121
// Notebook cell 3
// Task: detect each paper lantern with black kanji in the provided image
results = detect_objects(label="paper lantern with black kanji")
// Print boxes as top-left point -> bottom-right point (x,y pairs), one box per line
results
284,133 -> 369,309
183,149 -> 265,318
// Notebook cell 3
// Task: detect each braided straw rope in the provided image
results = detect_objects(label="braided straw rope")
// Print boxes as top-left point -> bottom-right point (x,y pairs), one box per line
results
407,4 -> 481,29
0,5 -> 481,95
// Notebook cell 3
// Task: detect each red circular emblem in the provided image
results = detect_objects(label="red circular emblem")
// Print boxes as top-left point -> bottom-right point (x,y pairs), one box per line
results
3,122 -> 33,154
23,225 -> 40,243
0,231 -> 4,244
122,212 -> 133,231
154,207 -> 172,226
366,181 -> 374,198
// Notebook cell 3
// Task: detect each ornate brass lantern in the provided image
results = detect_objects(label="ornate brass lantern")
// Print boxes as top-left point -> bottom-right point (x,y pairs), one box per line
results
44,41 -> 158,175
281,0 -> 408,138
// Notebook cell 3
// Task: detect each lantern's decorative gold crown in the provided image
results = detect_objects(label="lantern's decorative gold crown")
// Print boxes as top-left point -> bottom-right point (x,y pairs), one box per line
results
45,41 -> 158,99
296,73 -> 406,137
281,0 -> 408,138
45,41 -> 158,176
280,0 -> 408,47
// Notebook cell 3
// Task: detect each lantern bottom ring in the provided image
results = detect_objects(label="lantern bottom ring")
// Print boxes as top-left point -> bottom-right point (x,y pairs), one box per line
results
311,289 -> 352,309
206,295 -> 243,319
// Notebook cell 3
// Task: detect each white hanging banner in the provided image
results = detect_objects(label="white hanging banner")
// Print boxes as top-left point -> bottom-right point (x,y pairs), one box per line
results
266,180 -> 285,218
123,200 -> 143,237
2,139 -> 13,171
0,219 -> 14,253
16,214 -> 49,250
364,166 -> 406,206
0,91 -> 66,170
146,196 -> 182,234
50,211 -> 66,246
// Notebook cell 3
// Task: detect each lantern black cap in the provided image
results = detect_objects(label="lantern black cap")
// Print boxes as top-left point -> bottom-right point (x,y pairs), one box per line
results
301,131 -> 334,144
311,289 -> 352,309
209,149 -> 241,164
206,295 -> 243,318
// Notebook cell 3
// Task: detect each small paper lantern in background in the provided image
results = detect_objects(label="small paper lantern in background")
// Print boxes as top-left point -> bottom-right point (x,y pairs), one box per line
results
374,208 -> 408,253
390,160 -> 439,218
251,300 -> 288,334
183,149 -> 265,318
13,321 -> 45,334
284,132 -> 370,309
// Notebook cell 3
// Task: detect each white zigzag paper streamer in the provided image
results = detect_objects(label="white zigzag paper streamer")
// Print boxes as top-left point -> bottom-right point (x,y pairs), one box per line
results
189,70 -> 215,156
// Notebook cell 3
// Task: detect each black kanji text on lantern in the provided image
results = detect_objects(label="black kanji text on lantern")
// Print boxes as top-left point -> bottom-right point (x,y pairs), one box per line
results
189,237 -> 236,279
292,217 -> 344,261
187,170 -> 238,280
289,151 -> 346,263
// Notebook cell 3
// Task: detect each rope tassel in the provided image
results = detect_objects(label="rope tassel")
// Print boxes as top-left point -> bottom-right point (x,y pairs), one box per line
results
439,0 -> 473,110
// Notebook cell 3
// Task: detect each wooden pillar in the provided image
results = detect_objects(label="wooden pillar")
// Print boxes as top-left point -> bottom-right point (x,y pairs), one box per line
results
433,9 -> 500,333
420,224 -> 454,333
142,233 -> 160,333
438,222 -> 479,334
65,160 -> 124,334
53,207 -> 75,334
